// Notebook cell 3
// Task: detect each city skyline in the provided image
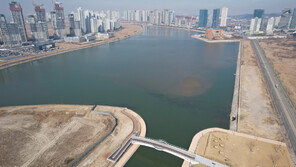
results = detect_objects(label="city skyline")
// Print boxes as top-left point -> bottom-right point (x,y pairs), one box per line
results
0,0 -> 295,18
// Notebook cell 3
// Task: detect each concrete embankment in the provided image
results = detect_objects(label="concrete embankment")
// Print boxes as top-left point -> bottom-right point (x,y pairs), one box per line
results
114,107 -> 146,167
191,34 -> 242,131
230,41 -> 242,131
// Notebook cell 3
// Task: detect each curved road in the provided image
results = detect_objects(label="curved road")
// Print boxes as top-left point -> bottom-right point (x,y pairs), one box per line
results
251,40 -> 296,154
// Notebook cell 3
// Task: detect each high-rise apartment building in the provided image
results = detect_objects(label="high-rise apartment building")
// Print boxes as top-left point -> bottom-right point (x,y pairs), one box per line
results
34,4 -> 49,41
68,14 -> 75,36
9,1 -> 27,42
278,8 -> 292,29
169,10 -> 175,25
106,10 -> 111,19
35,4 -> 46,22
199,9 -> 208,28
163,9 -> 170,25
274,16 -> 281,28
0,14 -> 10,45
135,10 -> 141,22
27,15 -> 37,36
127,10 -> 134,21
52,2 -> 66,38
253,9 -> 264,18
0,14 -> 22,46
84,10 -> 91,33
212,8 -> 220,28
290,8 -> 296,29
90,17 -> 98,33
103,19 -> 111,32
28,14 -> 48,42
249,17 -> 261,34
142,10 -> 147,22
68,13 -> 82,37
156,10 -> 161,25
220,7 -> 228,27
266,17 -> 275,34
77,7 -> 86,34
207,14 -> 212,28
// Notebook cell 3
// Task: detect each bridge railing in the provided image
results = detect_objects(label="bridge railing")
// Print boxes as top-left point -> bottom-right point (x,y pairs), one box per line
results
132,136 -> 196,156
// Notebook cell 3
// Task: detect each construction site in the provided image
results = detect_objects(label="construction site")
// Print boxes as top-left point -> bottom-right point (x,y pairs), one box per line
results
0,104 -> 145,167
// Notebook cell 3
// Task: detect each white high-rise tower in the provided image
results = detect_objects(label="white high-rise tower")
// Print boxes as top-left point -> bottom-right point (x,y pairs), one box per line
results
77,7 -> 86,34
220,7 -> 228,27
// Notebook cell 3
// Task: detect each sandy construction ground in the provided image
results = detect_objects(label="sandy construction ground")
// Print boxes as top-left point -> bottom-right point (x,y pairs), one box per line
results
188,129 -> 293,167
0,104 -> 138,167
77,106 -> 135,167
238,40 -> 283,141
259,39 -> 296,107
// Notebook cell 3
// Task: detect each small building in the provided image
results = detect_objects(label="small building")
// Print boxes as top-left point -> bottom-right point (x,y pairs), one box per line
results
96,33 -> 109,40
205,29 -> 224,40
108,32 -> 114,38
64,36 -> 86,43
84,34 -> 96,42
34,40 -> 55,50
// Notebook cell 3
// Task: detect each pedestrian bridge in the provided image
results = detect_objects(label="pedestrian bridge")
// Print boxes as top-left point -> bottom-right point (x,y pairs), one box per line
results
107,133 -> 228,167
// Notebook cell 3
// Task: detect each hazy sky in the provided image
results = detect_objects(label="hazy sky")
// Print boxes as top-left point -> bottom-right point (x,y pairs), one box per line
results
0,0 -> 295,19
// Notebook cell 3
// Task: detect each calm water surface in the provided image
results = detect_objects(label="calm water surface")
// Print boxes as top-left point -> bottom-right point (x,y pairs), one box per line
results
0,27 -> 238,167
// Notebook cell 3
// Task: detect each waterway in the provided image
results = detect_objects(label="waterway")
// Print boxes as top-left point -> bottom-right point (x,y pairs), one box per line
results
0,26 -> 239,166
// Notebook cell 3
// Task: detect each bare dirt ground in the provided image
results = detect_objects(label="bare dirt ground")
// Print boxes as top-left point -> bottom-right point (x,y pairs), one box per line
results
238,40 -> 283,141
259,39 -> 296,107
193,130 -> 293,167
0,104 -> 135,167
77,106 -> 135,167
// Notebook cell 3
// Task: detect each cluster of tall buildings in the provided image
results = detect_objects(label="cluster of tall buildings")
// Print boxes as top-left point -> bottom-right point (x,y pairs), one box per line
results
124,9 -> 176,26
249,8 -> 296,35
67,8 -> 120,38
198,7 -> 228,28
123,8 -> 228,29
0,1 -> 65,46
0,2 -> 27,46
0,1 -> 121,47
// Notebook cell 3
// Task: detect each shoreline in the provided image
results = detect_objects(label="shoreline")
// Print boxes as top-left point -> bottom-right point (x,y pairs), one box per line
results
230,41 -> 242,131
0,23 -> 143,71
114,107 -> 146,167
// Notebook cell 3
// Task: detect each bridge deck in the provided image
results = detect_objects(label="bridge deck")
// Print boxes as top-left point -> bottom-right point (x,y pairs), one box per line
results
107,134 -> 228,167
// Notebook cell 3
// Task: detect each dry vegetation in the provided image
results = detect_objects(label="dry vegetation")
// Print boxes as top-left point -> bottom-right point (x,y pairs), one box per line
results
238,40 -> 283,141
259,39 -> 296,106
194,131 -> 293,167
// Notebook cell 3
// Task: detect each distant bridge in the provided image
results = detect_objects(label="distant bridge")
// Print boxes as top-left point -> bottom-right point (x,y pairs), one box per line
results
108,133 -> 228,167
